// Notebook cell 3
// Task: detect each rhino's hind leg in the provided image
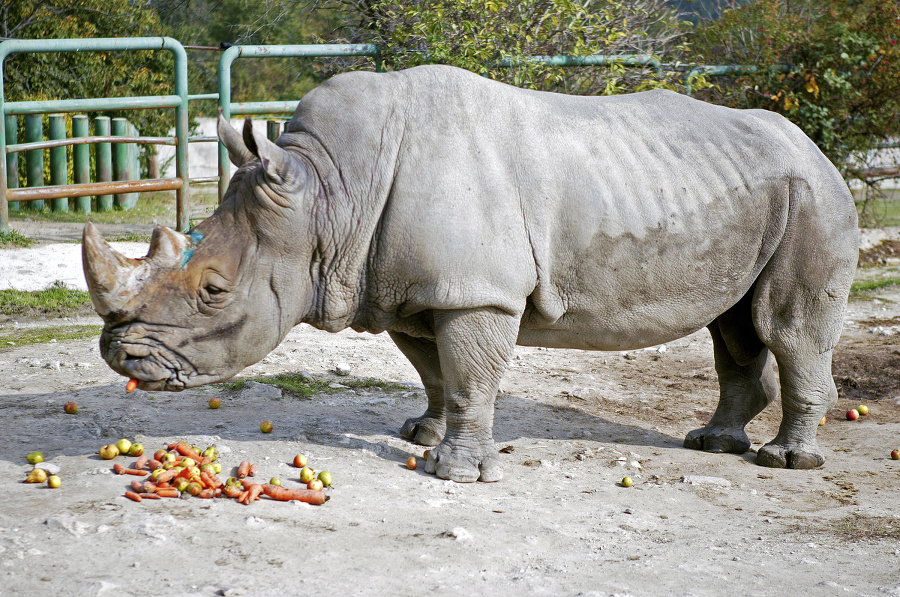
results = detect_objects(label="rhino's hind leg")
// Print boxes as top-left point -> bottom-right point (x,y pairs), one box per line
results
423,307 -> 519,483
685,318 -> 779,454
388,331 -> 446,446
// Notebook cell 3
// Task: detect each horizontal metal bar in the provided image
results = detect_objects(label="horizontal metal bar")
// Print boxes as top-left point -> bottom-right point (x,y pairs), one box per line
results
3,95 -> 182,115
230,101 -> 299,116
189,136 -> 218,143
190,176 -> 219,184
7,178 -> 183,201
188,93 -> 219,101
0,37 -> 180,57
498,54 -> 661,70
230,44 -> 379,58
7,135 -> 176,154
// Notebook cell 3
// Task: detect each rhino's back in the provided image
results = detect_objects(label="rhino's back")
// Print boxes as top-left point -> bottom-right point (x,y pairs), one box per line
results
291,66 -> 852,347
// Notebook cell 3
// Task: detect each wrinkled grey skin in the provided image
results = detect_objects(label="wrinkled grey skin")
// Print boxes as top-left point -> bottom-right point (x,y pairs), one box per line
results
83,65 -> 858,482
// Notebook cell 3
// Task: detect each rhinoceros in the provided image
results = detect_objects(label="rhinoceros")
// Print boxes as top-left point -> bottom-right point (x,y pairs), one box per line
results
82,64 -> 858,482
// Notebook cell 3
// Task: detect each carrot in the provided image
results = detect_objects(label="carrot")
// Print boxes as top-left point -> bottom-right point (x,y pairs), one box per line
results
148,459 -> 162,471
155,487 -> 180,498
142,481 -> 158,493
114,463 -> 149,476
125,490 -> 142,502
126,378 -> 139,393
114,463 -> 125,474
155,469 -> 177,484
200,472 -> 223,489
134,455 -> 149,470
261,484 -> 328,505
240,483 -> 264,505
236,461 -> 251,479
222,485 -> 242,499
197,488 -> 217,499
142,493 -> 162,500
130,479 -> 145,493
175,442 -> 203,462
248,464 -> 258,477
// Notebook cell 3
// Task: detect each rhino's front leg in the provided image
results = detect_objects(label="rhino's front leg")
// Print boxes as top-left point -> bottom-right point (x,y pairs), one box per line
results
424,307 -> 518,483
388,331 -> 446,446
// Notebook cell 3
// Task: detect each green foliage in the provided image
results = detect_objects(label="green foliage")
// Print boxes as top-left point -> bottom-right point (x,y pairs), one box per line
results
342,0 -> 689,94
690,0 -> 900,178
0,325 -> 102,350
0,229 -> 35,248
0,281 -> 92,318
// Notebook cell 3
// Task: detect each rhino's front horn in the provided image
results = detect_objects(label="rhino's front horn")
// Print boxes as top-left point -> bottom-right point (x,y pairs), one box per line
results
82,222 -> 142,319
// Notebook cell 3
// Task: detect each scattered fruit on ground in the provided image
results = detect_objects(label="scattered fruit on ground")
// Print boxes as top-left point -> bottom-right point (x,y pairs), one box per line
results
99,444 -> 119,460
128,443 -> 144,457
819,416 -> 826,426
115,438 -> 132,455
891,450 -> 900,460
857,404 -> 869,416
307,479 -> 324,491
26,469 -> 48,483
212,462 -> 222,474
299,467 -> 315,483
621,477 -> 634,488
406,456 -> 417,470
293,454 -> 307,468
26,451 -> 44,465
260,421 -> 273,433
847,409 -> 859,421
423,449 -> 431,461
63,401 -> 78,414
269,476 -> 282,486
317,471 -> 332,487
208,397 -> 221,409
47,475 -> 61,489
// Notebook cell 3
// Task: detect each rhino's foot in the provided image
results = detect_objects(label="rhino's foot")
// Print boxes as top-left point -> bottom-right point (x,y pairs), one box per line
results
756,442 -> 824,469
424,437 -> 502,483
683,426 -> 751,454
399,415 -> 446,447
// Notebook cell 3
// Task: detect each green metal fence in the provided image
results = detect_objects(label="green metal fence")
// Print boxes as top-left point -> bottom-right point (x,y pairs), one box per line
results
0,37 -> 192,233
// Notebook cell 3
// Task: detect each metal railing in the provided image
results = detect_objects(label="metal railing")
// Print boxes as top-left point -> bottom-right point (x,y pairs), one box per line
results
0,37 -> 192,233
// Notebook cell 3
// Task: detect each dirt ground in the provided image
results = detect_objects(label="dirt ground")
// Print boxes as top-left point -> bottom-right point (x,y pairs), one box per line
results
2,222 -> 900,597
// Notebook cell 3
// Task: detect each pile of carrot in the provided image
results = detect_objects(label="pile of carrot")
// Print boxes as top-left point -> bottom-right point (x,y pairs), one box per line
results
119,441 -> 328,506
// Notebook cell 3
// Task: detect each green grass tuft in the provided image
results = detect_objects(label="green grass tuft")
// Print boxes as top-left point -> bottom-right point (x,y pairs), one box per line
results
0,229 -> 36,248
0,282 -> 92,318
218,372 -> 412,396
0,325 -> 102,351
851,277 -> 900,294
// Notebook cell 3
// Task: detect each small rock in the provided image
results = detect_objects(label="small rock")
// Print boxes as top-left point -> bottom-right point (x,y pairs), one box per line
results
334,362 -> 352,376
34,462 -> 60,475
329,382 -> 348,389
42,361 -> 61,371
681,475 -> 732,487
441,527 -> 473,541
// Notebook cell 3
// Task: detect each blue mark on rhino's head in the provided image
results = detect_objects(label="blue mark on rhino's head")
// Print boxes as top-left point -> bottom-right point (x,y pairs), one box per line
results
178,230 -> 206,268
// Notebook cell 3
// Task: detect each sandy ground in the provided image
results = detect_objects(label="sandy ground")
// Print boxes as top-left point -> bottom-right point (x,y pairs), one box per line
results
1,221 -> 900,597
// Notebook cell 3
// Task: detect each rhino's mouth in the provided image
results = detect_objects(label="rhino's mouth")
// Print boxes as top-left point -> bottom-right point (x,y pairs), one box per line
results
101,323 -> 211,391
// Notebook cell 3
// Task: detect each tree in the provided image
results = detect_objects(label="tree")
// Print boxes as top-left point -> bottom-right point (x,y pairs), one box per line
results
690,0 -> 900,183
333,0 -> 690,95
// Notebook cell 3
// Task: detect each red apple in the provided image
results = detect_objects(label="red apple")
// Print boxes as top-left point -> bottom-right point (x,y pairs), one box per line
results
406,456 -> 418,470
293,454 -> 308,468
63,402 -> 78,414
891,450 -> 899,460
208,397 -> 221,409
846,409 -> 859,421
307,479 -> 324,491
260,421 -> 273,433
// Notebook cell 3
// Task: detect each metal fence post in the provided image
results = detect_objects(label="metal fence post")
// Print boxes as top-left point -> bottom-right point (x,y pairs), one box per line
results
5,114 -> 17,214
266,120 -> 279,142
72,115 -> 90,213
48,114 -> 68,212
24,114 -> 44,211
94,116 -> 113,212
112,117 -> 129,209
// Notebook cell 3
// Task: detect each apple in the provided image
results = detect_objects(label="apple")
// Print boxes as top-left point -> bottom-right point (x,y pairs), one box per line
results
225,476 -> 240,487
406,456 -> 418,470
47,475 -> 61,489
173,478 -> 190,492
317,471 -> 333,487
26,451 -> 44,465
891,450 -> 899,460
25,469 -> 48,483
269,476 -> 282,486
161,452 -> 177,464
846,409 -> 859,421
260,421 -> 274,433
181,457 -> 196,468
423,449 -> 431,461
621,476 -> 634,488
819,416 -> 826,426
202,446 -> 218,461
299,466 -> 315,484
153,449 -> 167,461
99,444 -> 119,460
63,402 -> 78,414
115,439 -> 132,455
307,479 -> 324,491
208,397 -> 221,409
128,443 -> 144,457
212,462 -> 223,475
186,481 -> 203,496
151,468 -> 166,480
857,404 -> 869,416
292,454 -> 308,468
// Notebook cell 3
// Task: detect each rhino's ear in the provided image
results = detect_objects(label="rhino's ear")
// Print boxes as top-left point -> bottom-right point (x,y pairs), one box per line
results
218,109 -> 254,167
242,117 -> 295,187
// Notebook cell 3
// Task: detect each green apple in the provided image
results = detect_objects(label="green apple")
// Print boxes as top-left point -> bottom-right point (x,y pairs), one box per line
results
128,443 -> 144,457
317,471 -> 333,487
115,439 -> 132,455
621,476 -> 634,488
47,475 -> 61,489
299,466 -> 315,484
99,444 -> 119,460
26,451 -> 44,465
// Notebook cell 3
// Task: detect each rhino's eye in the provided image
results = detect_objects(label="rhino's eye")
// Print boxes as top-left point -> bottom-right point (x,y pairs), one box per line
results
205,284 -> 224,296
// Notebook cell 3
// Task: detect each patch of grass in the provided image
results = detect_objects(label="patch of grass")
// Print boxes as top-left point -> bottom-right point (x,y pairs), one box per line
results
0,324 -> 102,351
0,282 -> 92,318
218,372 -> 412,396
0,228 -> 36,248
851,277 -> 900,294
109,232 -> 152,243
